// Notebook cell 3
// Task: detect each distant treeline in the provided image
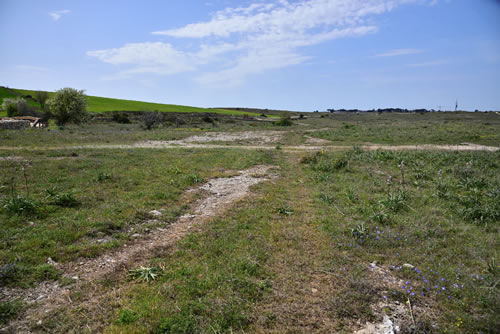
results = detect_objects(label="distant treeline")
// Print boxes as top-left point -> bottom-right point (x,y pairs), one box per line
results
317,108 -> 496,113
321,108 -> 442,113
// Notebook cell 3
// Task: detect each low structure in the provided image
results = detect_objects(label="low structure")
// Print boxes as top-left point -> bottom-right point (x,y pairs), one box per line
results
0,116 -> 47,129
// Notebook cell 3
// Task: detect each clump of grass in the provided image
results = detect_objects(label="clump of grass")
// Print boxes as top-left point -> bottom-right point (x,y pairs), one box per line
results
0,299 -> 23,325
116,309 -> 138,325
1,195 -> 37,216
128,266 -> 160,283
372,210 -> 390,225
381,190 -> 409,213
46,188 -> 80,207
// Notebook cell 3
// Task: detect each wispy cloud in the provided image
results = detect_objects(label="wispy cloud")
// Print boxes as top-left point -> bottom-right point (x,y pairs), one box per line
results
408,60 -> 450,67
49,9 -> 71,21
88,0 -> 436,85
375,48 -> 424,57
15,65 -> 50,72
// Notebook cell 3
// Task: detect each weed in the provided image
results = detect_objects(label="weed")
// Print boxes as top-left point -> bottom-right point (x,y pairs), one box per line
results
95,171 -> 112,182
351,223 -> 367,241
46,188 -> 80,207
128,266 -> 160,283
1,195 -> 37,215
345,188 -> 358,202
381,190 -> 409,213
372,210 -> 390,225
276,204 -> 293,215
186,174 -> 203,185
319,193 -> 334,204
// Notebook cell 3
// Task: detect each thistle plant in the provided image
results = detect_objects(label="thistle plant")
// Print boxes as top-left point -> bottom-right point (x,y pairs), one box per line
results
128,266 -> 160,283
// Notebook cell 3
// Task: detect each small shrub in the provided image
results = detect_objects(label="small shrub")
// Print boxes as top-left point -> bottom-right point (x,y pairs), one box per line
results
112,112 -> 131,124
1,98 -> 32,117
142,111 -> 164,130
273,117 -> 293,126
202,115 -> 214,123
300,151 -> 323,165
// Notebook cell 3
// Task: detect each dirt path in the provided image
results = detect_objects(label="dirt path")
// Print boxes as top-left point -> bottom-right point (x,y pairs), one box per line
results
1,165 -> 279,333
0,142 -> 498,153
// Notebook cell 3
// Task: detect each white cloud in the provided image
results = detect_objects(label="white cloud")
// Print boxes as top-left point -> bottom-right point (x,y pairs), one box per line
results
408,60 -> 450,67
87,42 -> 196,79
89,0 -> 435,84
49,9 -> 71,21
375,48 -> 424,57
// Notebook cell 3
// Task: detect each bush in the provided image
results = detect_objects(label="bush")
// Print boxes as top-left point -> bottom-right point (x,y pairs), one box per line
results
142,111 -> 165,130
112,112 -> 131,124
2,98 -> 31,117
47,88 -> 88,125
274,117 -> 293,126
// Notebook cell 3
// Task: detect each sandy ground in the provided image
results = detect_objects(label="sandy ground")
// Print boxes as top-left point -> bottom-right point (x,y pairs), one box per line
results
0,165 -> 279,333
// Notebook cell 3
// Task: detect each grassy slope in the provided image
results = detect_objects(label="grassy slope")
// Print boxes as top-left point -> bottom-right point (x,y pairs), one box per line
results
12,89 -> 260,116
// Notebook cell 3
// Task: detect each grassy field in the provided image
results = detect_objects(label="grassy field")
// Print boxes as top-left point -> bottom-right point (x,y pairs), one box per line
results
10,89 -> 261,116
307,112 -> 500,146
0,113 -> 498,332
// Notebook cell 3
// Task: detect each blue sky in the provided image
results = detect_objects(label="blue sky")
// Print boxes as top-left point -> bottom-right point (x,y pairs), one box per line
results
1,0 -> 499,111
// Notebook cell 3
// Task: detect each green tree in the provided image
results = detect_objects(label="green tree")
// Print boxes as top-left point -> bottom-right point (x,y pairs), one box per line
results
35,91 -> 49,112
47,88 -> 88,125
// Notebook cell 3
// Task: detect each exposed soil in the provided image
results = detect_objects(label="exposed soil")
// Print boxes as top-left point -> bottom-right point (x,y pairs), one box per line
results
0,165 -> 279,333
1,136 -> 497,153
304,135 -> 332,145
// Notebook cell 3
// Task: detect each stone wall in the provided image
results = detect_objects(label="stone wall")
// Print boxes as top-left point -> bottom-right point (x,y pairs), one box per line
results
0,119 -> 31,130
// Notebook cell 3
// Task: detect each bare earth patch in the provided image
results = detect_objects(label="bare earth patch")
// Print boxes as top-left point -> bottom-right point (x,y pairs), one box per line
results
137,130 -> 283,147
304,135 -> 332,145
0,165 -> 279,333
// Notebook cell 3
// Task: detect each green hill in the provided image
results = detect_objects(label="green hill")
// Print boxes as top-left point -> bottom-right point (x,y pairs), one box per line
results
5,88 -> 260,117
